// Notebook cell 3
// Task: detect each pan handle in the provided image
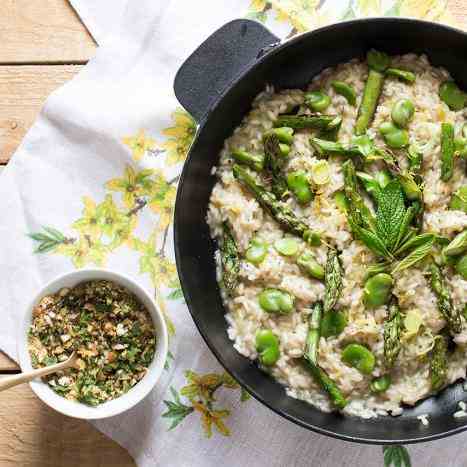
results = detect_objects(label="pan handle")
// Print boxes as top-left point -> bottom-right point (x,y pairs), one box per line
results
174,19 -> 280,123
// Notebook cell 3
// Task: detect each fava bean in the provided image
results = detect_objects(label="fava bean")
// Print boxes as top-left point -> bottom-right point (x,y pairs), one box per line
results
258,288 -> 294,314
439,80 -> 467,111
363,273 -> 393,308
321,310 -> 347,338
286,171 -> 313,204
279,143 -> 291,157
305,91 -> 331,112
391,99 -> 415,128
341,343 -> 375,374
274,237 -> 300,256
245,237 -> 268,265
255,329 -> 280,366
370,375 -> 391,393
379,122 -> 409,149
297,250 -> 325,280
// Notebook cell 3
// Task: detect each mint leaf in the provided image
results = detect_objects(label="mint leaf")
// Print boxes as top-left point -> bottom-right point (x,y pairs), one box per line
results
392,235 -> 435,274
348,216 -> 392,258
394,205 -> 416,250
376,180 -> 406,251
394,233 -> 435,257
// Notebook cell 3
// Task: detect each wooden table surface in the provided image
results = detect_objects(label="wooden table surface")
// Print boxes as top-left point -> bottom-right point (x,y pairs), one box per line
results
0,2 -> 135,465
2,1 -> 467,466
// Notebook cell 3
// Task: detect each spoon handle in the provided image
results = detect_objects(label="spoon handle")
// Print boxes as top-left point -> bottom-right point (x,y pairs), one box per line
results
0,358 -> 74,392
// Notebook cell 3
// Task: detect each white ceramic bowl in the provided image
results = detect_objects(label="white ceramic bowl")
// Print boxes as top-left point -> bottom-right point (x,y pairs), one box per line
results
17,268 -> 168,419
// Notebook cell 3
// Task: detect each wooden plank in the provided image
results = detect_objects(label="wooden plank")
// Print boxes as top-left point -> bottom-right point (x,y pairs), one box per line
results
0,382 -> 135,467
0,351 -> 19,373
0,65 -> 83,164
0,0 -> 96,64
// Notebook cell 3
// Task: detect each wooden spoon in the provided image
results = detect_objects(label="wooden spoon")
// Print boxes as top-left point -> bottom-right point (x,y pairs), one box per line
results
0,352 -> 79,392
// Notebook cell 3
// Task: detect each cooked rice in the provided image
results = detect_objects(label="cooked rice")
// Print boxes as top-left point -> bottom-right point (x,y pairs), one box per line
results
207,54 -> 467,418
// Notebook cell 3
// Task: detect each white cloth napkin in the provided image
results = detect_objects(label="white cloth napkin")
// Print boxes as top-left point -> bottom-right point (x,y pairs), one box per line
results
1,0 -> 466,465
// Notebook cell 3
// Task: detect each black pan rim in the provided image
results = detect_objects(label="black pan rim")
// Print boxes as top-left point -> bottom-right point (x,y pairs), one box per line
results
174,16 -> 467,444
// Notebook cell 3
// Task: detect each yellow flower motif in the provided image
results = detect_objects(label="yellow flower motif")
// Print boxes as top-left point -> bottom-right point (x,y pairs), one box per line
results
57,236 -> 107,269
181,371 -> 224,402
250,0 -> 267,11
149,173 -> 176,229
109,213 -> 138,250
399,0 -> 449,21
356,0 -> 381,15
149,254 -> 178,288
105,166 -> 154,208
122,129 -> 156,162
159,109 -> 196,166
72,197 -> 101,240
129,230 -> 178,287
193,401 -> 230,438
96,195 -> 130,239
270,0 -> 320,32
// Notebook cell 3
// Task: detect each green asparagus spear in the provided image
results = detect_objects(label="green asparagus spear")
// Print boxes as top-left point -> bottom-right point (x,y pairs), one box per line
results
430,334 -> 449,392
385,68 -> 416,83
263,133 -> 289,199
441,122 -> 455,182
302,302 -> 347,409
318,115 -> 343,142
323,249 -> 343,313
310,138 -> 363,157
275,114 -> 338,130
231,149 -> 264,172
304,363 -> 348,409
220,222 -> 239,294
232,165 -> 321,246
430,262 -> 462,333
383,296 -> 402,368
407,145 -> 423,173
355,50 -> 390,135
304,302 -> 323,364
264,127 -> 294,144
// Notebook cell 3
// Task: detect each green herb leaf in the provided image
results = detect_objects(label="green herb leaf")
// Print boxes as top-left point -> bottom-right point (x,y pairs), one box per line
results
392,235 -> 435,274
162,387 -> 194,430
383,445 -> 411,467
394,205 -> 416,250
376,180 -> 406,251
348,216 -> 392,258
394,233 -> 435,257
167,288 -> 185,301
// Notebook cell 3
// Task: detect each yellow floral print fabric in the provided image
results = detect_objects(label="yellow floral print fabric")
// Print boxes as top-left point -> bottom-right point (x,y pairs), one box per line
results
28,0 -> 457,443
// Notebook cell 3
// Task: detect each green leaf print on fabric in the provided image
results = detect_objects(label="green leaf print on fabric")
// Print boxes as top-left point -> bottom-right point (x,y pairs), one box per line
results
162,370 -> 249,437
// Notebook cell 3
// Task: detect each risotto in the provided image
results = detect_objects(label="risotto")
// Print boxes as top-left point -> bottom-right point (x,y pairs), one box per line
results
207,51 -> 467,418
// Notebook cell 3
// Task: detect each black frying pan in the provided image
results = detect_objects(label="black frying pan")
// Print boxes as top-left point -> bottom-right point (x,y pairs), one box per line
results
173,17 -> 467,444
